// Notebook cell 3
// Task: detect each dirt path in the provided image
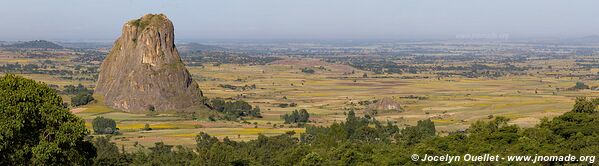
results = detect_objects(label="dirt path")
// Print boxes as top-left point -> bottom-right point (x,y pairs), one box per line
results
70,108 -> 87,114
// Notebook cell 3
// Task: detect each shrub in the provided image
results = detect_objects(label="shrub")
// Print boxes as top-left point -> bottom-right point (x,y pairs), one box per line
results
92,116 -> 117,134
282,109 -> 310,124
143,123 -> 152,131
71,92 -> 94,107
301,68 -> 315,74
574,82 -> 589,89
148,105 -> 156,112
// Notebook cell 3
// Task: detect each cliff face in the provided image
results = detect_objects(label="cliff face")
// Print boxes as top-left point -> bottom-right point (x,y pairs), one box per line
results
94,14 -> 203,112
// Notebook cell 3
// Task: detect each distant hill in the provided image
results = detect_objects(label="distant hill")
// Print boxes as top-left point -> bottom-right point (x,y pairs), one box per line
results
177,42 -> 226,52
2,40 -> 64,49
578,35 -> 599,43
58,42 -> 113,49
565,35 -> 599,44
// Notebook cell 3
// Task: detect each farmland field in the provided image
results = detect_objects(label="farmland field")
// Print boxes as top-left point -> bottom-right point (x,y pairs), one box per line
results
2,41 -> 599,149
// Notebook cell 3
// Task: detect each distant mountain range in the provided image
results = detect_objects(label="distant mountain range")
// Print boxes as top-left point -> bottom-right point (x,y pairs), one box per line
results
57,42 -> 113,49
1,40 -> 64,49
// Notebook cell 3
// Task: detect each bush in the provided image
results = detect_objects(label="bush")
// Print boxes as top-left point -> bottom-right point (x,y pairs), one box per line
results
301,68 -> 315,74
574,82 -> 589,89
92,116 -> 117,134
278,103 -> 289,108
92,136 -> 120,165
143,123 -> 152,131
209,98 -> 262,119
71,92 -> 94,107
282,109 -> 310,124
148,105 -> 156,112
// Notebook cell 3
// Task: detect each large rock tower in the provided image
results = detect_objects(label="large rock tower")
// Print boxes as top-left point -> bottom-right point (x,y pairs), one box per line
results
94,14 -> 203,112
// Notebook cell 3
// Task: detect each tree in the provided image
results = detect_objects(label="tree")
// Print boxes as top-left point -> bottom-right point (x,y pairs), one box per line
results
92,116 -> 117,134
148,105 -> 156,112
299,152 -> 323,166
298,109 -> 310,123
209,98 -> 262,119
396,119 -> 436,145
62,83 -> 91,95
572,97 -> 596,113
0,74 -> 95,165
250,106 -> 262,118
143,123 -> 152,131
92,136 -> 121,165
196,132 -> 219,151
282,109 -> 310,124
71,92 -> 94,107
574,82 -> 589,90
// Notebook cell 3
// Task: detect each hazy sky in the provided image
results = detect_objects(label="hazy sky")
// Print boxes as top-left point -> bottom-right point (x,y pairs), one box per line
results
1,0 -> 597,41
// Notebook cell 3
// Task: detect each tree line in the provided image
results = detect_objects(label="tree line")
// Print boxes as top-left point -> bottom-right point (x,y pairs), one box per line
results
209,98 -> 262,120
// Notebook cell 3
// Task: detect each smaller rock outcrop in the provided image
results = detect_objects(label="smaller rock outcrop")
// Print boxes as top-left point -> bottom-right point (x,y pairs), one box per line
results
368,97 -> 403,112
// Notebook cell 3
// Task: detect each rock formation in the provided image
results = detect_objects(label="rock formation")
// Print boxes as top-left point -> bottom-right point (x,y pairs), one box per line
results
368,97 -> 403,112
94,14 -> 203,112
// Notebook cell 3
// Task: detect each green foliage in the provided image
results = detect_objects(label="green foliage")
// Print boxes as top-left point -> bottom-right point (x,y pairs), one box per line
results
209,98 -> 262,120
181,51 -> 281,66
395,119 -> 436,145
282,109 -> 310,124
541,98 -> 599,138
301,68 -> 315,74
128,14 -> 165,30
62,84 -> 92,95
143,123 -> 152,131
299,152 -> 323,166
148,105 -> 155,112
63,83 -> 94,107
71,92 -> 94,107
218,84 -> 256,91
92,136 -> 122,165
0,74 -> 95,165
278,103 -> 289,108
92,116 -> 117,134
574,82 -> 589,89
129,19 -> 141,28
126,142 -> 197,166
90,99 -> 599,165
5,75 -> 595,165
571,97 -> 597,113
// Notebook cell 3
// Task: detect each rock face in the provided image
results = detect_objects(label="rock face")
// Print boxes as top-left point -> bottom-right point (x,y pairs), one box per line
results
368,97 -> 403,112
94,14 -> 203,112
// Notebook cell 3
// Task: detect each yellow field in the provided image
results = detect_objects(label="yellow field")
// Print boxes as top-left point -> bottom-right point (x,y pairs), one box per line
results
191,62 -> 593,130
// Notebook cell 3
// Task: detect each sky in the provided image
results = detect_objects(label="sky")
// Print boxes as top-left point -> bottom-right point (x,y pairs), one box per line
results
0,0 -> 598,41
